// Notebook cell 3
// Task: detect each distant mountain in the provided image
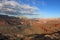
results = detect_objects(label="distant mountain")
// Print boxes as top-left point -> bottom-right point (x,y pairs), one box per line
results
0,15 -> 21,25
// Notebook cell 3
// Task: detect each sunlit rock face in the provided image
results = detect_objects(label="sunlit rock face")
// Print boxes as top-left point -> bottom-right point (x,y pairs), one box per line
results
0,15 -> 60,40
0,15 -> 60,34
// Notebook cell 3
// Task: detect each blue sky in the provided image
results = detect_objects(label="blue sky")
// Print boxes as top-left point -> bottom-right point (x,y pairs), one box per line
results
0,0 -> 60,18
16,0 -> 60,18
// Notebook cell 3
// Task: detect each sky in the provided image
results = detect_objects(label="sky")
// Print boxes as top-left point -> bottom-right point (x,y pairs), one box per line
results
0,0 -> 60,18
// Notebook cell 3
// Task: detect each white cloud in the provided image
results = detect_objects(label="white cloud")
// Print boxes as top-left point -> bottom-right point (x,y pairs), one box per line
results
0,0 -> 39,15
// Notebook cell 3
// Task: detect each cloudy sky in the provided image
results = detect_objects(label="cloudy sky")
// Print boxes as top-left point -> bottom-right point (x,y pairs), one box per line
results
0,0 -> 60,18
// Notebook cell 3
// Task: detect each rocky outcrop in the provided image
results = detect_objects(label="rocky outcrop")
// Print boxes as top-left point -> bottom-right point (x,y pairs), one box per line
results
23,31 -> 60,40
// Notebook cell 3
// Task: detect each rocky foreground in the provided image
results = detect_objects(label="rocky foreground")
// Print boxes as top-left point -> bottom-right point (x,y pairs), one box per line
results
0,15 -> 60,40
0,31 -> 60,40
